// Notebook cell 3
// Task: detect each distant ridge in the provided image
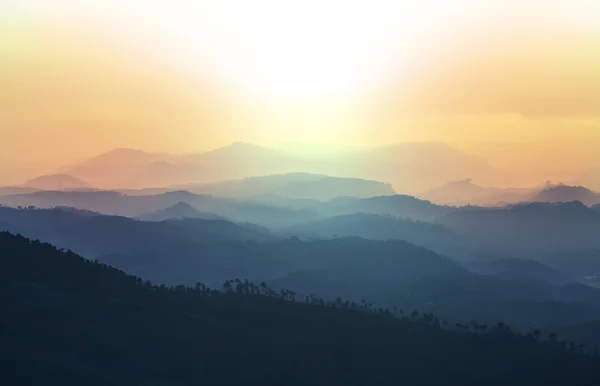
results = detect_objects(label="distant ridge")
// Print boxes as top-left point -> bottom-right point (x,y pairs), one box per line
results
174,172 -> 395,201
22,174 -> 91,191
420,178 -> 535,206
438,200 -> 600,253
139,202 -> 224,222
0,186 -> 40,196
56,141 -> 498,193
279,212 -> 461,252
531,184 -> 600,206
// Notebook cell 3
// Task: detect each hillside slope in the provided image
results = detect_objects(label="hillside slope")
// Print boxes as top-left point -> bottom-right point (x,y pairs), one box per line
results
1,232 -> 599,386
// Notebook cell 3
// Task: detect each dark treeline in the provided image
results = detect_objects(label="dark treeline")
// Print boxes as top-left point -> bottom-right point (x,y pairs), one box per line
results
1,232 -> 600,385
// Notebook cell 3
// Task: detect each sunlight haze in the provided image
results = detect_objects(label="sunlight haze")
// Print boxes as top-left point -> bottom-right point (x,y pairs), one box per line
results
1,0 -> 600,185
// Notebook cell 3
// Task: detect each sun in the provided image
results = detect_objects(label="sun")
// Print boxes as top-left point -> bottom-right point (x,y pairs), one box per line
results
169,0 -> 448,101
8,0 -> 455,101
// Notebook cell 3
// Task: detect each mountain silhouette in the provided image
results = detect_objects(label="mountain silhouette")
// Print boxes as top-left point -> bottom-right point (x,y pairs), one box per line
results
529,249 -> 600,288
322,194 -> 453,221
62,148 -> 177,188
175,172 -> 395,200
353,142 -> 498,194
57,142 -> 498,193
22,174 -> 91,191
420,178 -> 536,206
437,201 -> 600,253
0,190 -> 321,226
0,206 -> 275,284
63,143 -> 293,189
465,258 -> 575,286
3,231 -> 600,386
279,213 -> 461,253
531,184 -> 600,206
138,202 -> 224,222
0,186 -> 40,196
268,240 -> 600,329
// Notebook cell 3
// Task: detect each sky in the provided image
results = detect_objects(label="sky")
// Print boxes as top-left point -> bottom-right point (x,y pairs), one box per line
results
1,0 -> 600,184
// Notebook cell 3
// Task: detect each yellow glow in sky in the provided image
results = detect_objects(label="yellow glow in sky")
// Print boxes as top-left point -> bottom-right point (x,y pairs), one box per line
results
1,0 -> 600,184
3,0 -> 460,100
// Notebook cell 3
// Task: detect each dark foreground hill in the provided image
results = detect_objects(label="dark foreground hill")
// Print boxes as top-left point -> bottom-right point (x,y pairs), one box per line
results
0,206 -> 276,285
1,232 -> 600,386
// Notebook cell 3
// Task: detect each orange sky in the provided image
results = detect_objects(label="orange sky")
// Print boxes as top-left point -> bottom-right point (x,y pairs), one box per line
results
1,0 -> 600,184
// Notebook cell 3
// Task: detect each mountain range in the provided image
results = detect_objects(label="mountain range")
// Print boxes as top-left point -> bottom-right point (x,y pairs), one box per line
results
53,142 -> 497,193
530,184 -> 600,206
4,231 -> 600,386
168,172 -> 396,201
278,213 -> 462,254
5,200 -> 600,341
22,173 -> 92,191
138,202 -> 225,222
0,190 -> 321,226
419,178 -> 539,206
437,201 -> 600,254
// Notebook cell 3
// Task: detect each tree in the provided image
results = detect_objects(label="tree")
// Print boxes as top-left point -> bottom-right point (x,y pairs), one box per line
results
548,332 -> 558,345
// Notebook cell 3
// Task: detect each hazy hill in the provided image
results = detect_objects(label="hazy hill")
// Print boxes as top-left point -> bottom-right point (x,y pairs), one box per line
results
531,184 -> 600,206
3,232 -> 599,386
58,142 -> 498,193
0,206 -> 275,285
267,238 -> 468,298
174,172 -> 395,201
0,206 -> 272,249
138,202 -> 224,222
22,173 -> 91,191
122,160 -> 206,189
0,206 -> 467,287
180,141 -> 293,174
420,179 -> 535,206
530,249 -> 600,288
352,142 -> 498,194
0,190 -> 321,226
270,252 -> 600,330
3,208 -> 600,335
321,194 -> 454,221
279,213 -> 461,253
62,148 -> 177,188
64,143 -> 297,189
0,186 -> 40,196
437,201 -> 600,253
0,206 -> 272,248
465,258 -> 575,286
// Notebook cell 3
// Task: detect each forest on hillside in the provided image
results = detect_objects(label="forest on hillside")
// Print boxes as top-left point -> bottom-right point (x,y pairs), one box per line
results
2,232 -> 600,386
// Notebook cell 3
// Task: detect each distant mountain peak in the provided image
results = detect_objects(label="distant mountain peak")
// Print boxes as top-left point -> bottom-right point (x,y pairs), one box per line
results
531,183 -> 599,206
450,178 -> 474,185
159,190 -> 201,198
139,201 -> 223,222
542,184 -> 593,194
168,201 -> 199,212
229,141 -> 256,147
22,174 -> 91,190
